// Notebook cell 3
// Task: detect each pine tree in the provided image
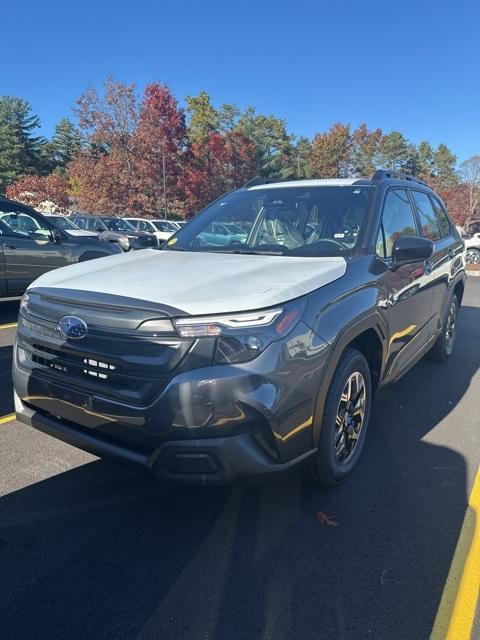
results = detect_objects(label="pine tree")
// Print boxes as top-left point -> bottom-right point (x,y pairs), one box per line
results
48,118 -> 82,173
0,96 -> 45,192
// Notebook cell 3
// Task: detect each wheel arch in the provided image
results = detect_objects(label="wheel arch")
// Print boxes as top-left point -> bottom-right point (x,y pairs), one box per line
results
312,312 -> 386,446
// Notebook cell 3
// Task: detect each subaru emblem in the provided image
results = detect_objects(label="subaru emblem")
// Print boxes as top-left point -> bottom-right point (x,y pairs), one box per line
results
57,316 -> 88,340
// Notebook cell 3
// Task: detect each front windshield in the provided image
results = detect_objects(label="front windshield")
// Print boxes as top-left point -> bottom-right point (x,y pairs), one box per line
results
166,186 -> 372,256
104,218 -> 136,232
153,220 -> 177,232
50,216 -> 78,230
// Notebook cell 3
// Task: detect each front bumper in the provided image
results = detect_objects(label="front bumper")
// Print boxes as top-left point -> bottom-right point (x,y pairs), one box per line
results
14,392 -> 316,485
13,312 -> 331,485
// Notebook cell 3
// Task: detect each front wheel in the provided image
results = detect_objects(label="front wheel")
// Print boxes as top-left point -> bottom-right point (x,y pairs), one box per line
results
466,248 -> 480,264
306,348 -> 372,486
426,295 -> 459,362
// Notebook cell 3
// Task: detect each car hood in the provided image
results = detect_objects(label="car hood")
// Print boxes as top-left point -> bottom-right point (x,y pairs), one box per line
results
29,249 -> 347,315
465,236 -> 480,248
64,229 -> 99,238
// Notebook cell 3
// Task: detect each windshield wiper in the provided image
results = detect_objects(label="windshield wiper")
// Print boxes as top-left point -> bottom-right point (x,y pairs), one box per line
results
225,249 -> 285,256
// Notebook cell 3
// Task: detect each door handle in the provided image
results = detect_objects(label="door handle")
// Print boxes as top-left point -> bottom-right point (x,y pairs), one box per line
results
2,242 -> 17,250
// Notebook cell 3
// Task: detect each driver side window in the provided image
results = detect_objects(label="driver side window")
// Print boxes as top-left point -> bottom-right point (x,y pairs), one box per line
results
376,189 -> 418,258
0,209 -> 53,240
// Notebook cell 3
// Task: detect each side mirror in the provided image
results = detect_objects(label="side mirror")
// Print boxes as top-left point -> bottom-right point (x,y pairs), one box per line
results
32,230 -> 50,243
391,236 -> 433,267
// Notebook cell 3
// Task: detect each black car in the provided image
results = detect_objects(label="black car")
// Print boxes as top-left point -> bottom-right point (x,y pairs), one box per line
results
0,196 -> 121,298
13,171 -> 466,486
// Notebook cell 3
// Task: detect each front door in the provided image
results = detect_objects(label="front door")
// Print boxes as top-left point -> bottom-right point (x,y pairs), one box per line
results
0,207 -> 69,296
376,188 -> 436,379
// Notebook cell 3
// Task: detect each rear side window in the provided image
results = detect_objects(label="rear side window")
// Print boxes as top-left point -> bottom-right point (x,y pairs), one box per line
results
376,189 -> 418,258
411,191 -> 442,242
429,196 -> 451,237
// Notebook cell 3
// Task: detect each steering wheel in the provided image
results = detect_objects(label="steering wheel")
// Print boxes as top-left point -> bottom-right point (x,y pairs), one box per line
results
310,238 -> 347,250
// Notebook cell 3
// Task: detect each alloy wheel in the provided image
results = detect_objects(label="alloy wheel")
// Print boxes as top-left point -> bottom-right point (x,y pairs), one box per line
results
334,371 -> 366,464
445,301 -> 457,355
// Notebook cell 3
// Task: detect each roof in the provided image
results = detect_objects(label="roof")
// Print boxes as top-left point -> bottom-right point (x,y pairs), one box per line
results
247,178 -> 368,190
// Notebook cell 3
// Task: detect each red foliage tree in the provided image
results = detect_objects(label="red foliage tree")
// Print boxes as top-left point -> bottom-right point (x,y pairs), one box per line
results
69,80 -> 188,216
135,83 -> 188,215
178,130 -> 256,216
6,174 -> 69,211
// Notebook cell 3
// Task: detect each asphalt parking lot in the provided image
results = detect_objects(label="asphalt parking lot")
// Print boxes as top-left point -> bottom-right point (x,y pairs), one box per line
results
0,281 -> 479,640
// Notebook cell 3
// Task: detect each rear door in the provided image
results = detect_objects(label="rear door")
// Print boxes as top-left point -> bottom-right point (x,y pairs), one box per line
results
376,188 -> 436,378
409,190 -> 460,331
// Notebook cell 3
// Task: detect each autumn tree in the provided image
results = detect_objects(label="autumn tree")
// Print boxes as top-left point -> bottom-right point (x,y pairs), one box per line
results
135,82 -> 188,215
5,173 -> 69,211
179,130 -> 256,216
309,123 -> 351,178
70,77 -> 141,214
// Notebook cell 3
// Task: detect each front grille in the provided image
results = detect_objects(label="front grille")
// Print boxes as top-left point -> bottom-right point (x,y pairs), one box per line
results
16,311 -> 189,404
167,453 -> 218,475
138,235 -> 156,247
22,317 -> 59,341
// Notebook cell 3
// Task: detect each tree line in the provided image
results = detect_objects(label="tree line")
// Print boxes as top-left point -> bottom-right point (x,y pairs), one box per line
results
1,77 -> 479,229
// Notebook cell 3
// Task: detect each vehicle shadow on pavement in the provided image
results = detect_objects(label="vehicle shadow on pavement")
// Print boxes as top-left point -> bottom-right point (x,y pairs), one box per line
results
0,305 -> 478,640
0,301 -> 20,325
0,345 -> 13,415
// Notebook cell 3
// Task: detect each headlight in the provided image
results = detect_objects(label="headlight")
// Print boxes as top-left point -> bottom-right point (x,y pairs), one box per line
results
20,292 -> 30,311
174,299 -> 305,364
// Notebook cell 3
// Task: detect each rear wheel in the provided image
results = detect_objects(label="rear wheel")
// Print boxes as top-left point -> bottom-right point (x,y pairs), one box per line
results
426,294 -> 459,362
307,348 -> 372,486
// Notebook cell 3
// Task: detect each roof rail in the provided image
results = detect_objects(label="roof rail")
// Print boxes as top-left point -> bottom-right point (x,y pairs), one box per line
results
371,169 -> 427,187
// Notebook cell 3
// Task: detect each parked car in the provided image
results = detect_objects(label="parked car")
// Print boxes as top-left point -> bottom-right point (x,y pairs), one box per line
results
43,214 -> 100,239
124,217 -> 176,243
197,221 -> 247,246
100,217 -> 158,249
70,214 -> 131,251
465,232 -> 480,264
0,196 -> 121,298
13,171 -> 465,486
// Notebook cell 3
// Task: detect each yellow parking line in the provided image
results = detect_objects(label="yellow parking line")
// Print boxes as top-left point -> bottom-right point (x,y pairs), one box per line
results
0,322 -> 17,330
0,413 -> 16,425
431,468 -> 480,639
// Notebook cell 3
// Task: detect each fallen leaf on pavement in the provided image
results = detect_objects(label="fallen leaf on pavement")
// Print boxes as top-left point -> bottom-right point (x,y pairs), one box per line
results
316,511 -> 338,526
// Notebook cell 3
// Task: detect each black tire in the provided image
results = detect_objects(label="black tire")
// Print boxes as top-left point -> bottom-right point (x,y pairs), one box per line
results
426,294 -> 459,362
306,348 -> 372,486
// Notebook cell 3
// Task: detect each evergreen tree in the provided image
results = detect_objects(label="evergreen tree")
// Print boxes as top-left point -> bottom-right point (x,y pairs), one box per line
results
185,91 -> 221,145
433,143 -> 458,188
48,118 -> 82,173
0,96 -> 45,191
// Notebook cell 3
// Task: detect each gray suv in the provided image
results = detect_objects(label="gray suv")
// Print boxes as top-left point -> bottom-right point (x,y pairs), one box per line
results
13,171 -> 466,485
0,196 -> 121,298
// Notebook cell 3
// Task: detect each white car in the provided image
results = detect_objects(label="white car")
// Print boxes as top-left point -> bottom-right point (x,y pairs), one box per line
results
465,233 -> 480,264
124,218 -> 177,243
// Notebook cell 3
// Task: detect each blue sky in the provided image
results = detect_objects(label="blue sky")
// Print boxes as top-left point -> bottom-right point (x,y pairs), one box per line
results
3,0 -> 479,162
